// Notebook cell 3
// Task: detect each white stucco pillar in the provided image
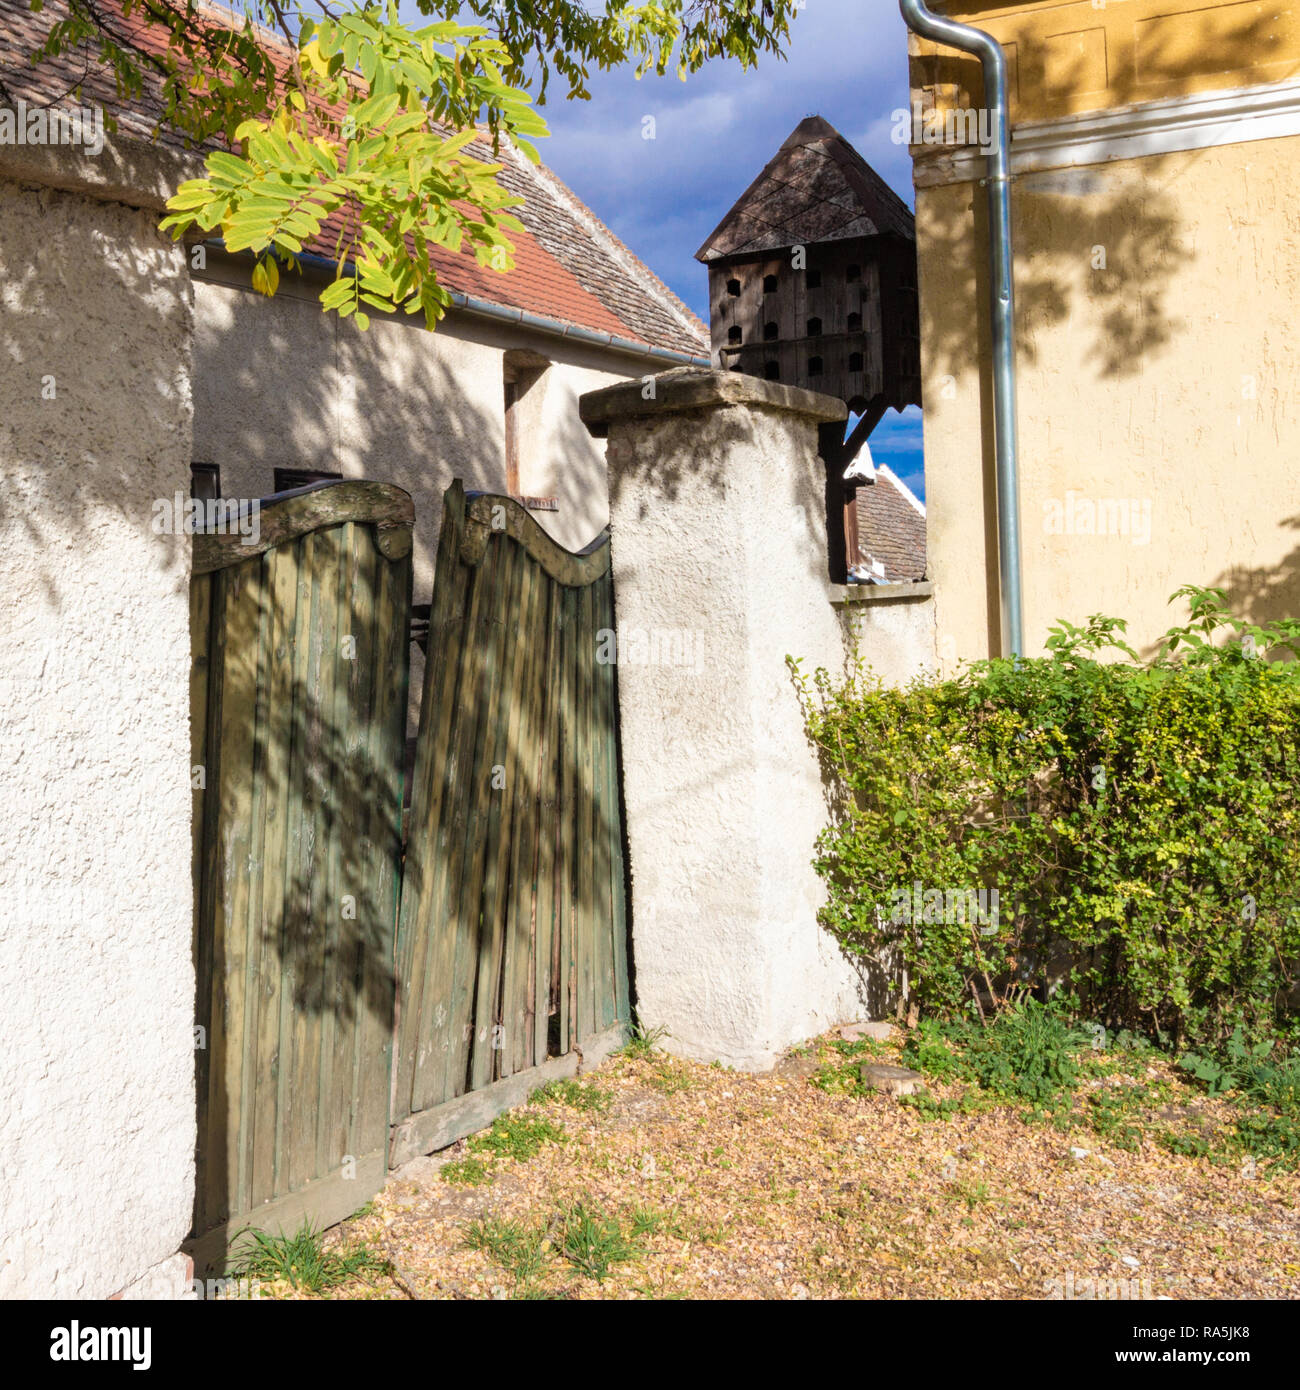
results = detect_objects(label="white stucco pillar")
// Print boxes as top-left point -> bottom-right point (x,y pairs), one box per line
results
579,367 -> 867,1070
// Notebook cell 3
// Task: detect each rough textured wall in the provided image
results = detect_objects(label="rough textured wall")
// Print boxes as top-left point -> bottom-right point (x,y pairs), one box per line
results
838,590 -> 938,686
0,179 -> 195,1296
916,136 -> 1300,662
591,377 -> 867,1069
192,272 -> 631,612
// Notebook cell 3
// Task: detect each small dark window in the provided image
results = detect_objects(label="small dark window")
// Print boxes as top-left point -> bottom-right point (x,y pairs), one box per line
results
847,311 -> 862,333
763,274 -> 778,293
274,466 -> 343,493
727,325 -> 742,345
190,462 -> 220,502
848,352 -> 864,372
806,269 -> 822,289
764,361 -> 780,381
808,356 -> 824,377
805,316 -> 822,337
846,263 -> 861,282
726,278 -> 741,297
763,321 -> 779,341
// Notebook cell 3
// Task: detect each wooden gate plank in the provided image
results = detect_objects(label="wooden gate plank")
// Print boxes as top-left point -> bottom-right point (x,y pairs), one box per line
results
410,512 -> 492,1115
392,486 -> 467,1119
439,535 -> 510,1104
471,542 -> 530,1091
555,584 -> 576,1057
287,525 -> 341,1194
601,574 -> 631,1027
355,534 -> 407,1161
591,578 -> 616,1031
501,554 -> 544,1078
575,582 -> 598,1043
532,580 -> 562,1066
249,540 -> 299,1210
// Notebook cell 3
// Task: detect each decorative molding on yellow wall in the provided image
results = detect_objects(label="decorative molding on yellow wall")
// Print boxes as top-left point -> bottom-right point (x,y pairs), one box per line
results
911,75 -> 1300,187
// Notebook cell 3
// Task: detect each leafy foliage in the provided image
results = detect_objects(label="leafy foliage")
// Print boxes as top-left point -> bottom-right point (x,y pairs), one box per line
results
793,587 -> 1300,1050
29,1 -> 798,324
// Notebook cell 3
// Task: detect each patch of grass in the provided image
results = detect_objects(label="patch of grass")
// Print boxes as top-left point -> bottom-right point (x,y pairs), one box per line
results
463,1215 -> 551,1291
556,1199 -> 639,1283
830,1036 -> 890,1061
626,1204 -> 684,1239
898,1086 -> 983,1121
346,1200 -> 377,1221
531,1078 -> 612,1113
641,1057 -> 694,1095
811,1059 -> 865,1097
441,1155 -> 493,1186
229,1221 -> 390,1294
1178,1030 -> 1300,1170
1084,1083 -> 1155,1152
621,1017 -> 669,1061
469,1112 -> 566,1163
951,1177 -> 992,1210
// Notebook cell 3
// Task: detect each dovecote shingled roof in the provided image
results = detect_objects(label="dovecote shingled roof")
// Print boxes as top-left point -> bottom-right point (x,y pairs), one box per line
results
695,115 -> 915,264
0,0 -> 708,359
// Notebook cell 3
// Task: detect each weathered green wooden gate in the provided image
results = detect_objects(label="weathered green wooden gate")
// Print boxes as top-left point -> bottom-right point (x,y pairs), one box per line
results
389,483 -> 630,1165
187,483 -> 413,1273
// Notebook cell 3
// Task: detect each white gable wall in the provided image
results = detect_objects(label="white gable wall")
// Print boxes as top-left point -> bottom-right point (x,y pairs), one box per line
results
191,261 -> 642,613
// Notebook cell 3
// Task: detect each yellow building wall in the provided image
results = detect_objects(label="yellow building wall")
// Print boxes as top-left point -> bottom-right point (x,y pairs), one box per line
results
910,1 -> 1300,661
910,0 -> 1300,122
918,134 -> 1300,663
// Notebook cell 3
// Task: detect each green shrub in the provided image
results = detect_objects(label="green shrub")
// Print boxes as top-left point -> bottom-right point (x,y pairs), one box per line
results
901,1001 -> 1088,1107
793,586 -> 1300,1050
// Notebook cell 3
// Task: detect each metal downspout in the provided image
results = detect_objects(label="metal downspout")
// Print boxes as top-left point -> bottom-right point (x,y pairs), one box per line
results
898,0 -> 1024,657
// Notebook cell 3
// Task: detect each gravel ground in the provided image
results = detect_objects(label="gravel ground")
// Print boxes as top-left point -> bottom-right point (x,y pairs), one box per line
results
276,1034 -> 1300,1300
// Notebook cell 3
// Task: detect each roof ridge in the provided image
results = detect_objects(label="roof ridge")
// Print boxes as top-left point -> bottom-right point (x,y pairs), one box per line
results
507,140 -> 708,345
877,461 -> 926,517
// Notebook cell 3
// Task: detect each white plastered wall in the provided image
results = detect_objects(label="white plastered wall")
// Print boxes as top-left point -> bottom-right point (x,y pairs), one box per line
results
0,177 -> 195,1297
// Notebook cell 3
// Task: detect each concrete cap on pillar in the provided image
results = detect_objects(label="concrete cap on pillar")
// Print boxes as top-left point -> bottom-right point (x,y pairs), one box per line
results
579,365 -> 848,438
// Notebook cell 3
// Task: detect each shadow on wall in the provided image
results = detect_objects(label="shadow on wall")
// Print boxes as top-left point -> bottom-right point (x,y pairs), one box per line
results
0,190 -> 192,608
1215,514 -> 1300,635
912,1 -> 1283,384
604,395 -> 843,608
194,275 -> 620,591
917,173 -> 1190,387
193,275 -> 505,599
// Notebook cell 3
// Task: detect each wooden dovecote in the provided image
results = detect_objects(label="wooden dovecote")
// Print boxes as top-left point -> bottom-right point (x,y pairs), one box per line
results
695,115 -> 921,420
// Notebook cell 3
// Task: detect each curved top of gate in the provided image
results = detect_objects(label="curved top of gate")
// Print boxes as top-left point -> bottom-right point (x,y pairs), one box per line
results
192,480 -> 415,575
457,485 -> 610,589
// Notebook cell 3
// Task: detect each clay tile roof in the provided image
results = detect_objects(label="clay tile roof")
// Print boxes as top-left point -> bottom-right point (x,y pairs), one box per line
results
854,463 -> 927,583
695,114 -> 915,263
0,0 -> 708,358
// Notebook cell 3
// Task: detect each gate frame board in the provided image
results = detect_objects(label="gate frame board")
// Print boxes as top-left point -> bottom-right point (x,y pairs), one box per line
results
390,483 -> 630,1169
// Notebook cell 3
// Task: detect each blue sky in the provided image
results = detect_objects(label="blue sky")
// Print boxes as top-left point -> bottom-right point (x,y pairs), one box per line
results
397,0 -> 927,496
